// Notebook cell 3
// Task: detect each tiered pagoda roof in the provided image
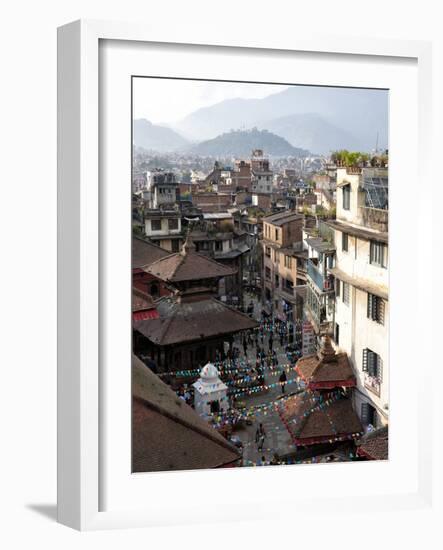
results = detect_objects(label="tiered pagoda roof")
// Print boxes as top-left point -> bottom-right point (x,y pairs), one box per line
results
295,335 -> 356,390
280,392 -> 363,447
280,335 -> 362,446
134,296 -> 258,346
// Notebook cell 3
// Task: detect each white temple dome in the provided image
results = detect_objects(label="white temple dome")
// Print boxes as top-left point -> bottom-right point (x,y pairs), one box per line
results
200,362 -> 219,381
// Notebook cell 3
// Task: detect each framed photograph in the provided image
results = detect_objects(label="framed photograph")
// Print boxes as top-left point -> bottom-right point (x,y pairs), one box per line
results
57,19 -> 433,530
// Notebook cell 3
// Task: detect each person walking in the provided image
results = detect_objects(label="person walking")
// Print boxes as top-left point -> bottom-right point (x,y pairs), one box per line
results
279,369 -> 287,394
268,333 -> 273,353
255,422 -> 266,451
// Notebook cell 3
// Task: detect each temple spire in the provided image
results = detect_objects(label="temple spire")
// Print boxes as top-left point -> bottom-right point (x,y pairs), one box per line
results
317,334 -> 337,363
181,232 -> 196,256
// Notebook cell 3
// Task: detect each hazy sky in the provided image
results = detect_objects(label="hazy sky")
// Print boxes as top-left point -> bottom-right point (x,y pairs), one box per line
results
132,77 -> 289,125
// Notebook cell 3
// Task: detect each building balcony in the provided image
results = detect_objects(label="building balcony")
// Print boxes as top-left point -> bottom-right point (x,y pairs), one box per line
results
359,206 -> 388,233
307,259 -> 334,293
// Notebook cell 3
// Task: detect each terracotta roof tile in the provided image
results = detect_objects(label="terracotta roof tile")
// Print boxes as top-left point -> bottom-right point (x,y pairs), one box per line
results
296,335 -> 356,390
132,355 -> 240,472
132,237 -> 170,269
280,392 -> 363,445
145,248 -> 237,283
134,296 -> 258,346
357,426 -> 389,460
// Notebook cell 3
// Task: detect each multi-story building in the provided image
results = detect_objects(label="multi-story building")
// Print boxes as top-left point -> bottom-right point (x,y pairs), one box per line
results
326,166 -> 389,430
144,209 -> 183,252
146,169 -> 179,209
304,223 -> 336,340
261,211 -> 306,334
251,149 -> 273,194
190,227 -> 250,305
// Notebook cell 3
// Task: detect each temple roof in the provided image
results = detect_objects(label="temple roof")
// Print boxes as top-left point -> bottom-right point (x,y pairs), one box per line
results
295,335 -> 356,390
280,392 -> 363,446
134,296 -> 259,346
132,288 -> 155,312
356,426 -> 389,460
145,238 -> 237,283
132,288 -> 159,321
132,236 -> 170,270
132,355 -> 240,472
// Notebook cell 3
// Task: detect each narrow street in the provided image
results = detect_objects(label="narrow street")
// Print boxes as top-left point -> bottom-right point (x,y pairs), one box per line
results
230,292 -> 300,465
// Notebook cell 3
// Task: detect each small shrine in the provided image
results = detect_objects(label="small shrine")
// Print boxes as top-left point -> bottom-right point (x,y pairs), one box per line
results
193,362 -> 228,419
280,334 -> 362,448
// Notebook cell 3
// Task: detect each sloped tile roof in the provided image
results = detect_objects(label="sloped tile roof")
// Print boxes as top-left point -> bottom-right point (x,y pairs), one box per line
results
280,392 -> 363,445
132,355 -> 240,472
296,336 -> 356,390
134,296 -> 258,346
132,236 -> 170,269
357,426 -> 389,460
145,248 -> 237,283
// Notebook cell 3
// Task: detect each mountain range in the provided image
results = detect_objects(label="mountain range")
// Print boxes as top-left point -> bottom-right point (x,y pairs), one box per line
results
133,85 -> 388,155
133,119 -> 189,152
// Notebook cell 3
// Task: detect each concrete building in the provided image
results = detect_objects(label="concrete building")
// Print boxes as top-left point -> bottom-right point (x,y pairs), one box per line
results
251,149 -> 273,194
144,209 -> 183,252
326,166 -> 389,430
304,223 -> 336,340
261,211 -> 306,335
146,169 -> 180,209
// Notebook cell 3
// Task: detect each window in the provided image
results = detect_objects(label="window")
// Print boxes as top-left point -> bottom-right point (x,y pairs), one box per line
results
284,278 -> 293,291
275,228 -> 279,241
335,279 -> 341,298
265,267 -> 271,280
370,241 -> 387,267
149,282 -> 159,298
168,218 -> 178,230
171,239 -> 180,252
334,323 -> 340,345
265,246 -> 271,258
215,241 -> 223,252
342,232 -> 349,252
275,274 -> 280,287
367,293 -> 385,324
151,219 -> 162,231
284,255 -> 292,269
362,348 -> 383,380
342,184 -> 351,210
342,282 -> 350,305
361,402 -> 377,427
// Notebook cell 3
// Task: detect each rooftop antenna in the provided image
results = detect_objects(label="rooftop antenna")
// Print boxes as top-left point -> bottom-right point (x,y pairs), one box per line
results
375,131 -> 379,154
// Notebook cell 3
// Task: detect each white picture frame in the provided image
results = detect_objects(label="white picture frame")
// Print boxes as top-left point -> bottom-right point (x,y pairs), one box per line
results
57,19 -> 433,531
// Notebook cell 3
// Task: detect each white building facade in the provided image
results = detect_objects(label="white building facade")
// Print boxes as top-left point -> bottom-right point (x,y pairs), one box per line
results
328,167 -> 389,430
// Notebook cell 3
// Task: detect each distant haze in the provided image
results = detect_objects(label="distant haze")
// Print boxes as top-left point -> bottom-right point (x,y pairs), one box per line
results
133,78 -> 388,155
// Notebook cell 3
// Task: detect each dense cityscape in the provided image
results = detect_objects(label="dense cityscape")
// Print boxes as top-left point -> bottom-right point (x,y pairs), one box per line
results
131,143 -> 389,471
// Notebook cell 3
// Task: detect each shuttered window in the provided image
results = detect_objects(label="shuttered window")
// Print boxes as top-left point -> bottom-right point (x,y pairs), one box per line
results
342,282 -> 350,305
361,402 -> 376,426
342,232 -> 349,252
367,293 -> 385,324
362,348 -> 383,381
